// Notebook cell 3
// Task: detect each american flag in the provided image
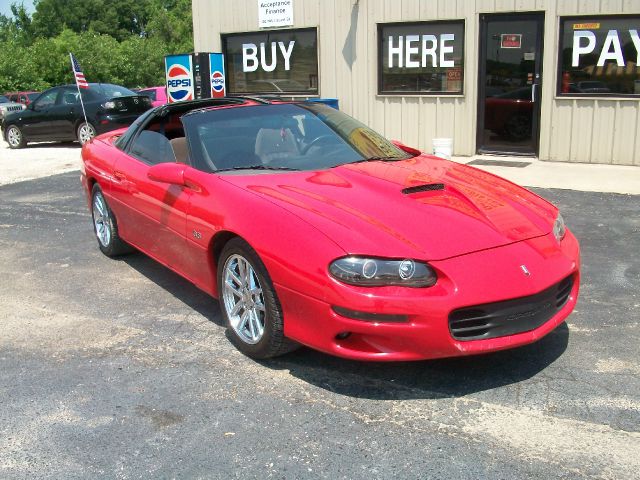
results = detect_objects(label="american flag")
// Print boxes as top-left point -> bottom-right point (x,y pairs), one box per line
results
70,53 -> 89,89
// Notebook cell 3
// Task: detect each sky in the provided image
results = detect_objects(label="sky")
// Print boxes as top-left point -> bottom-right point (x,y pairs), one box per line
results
0,0 -> 35,18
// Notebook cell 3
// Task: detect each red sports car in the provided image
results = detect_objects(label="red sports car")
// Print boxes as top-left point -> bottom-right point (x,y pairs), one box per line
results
80,97 -> 580,361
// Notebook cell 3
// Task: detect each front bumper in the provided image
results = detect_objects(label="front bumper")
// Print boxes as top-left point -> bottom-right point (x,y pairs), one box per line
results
277,230 -> 580,361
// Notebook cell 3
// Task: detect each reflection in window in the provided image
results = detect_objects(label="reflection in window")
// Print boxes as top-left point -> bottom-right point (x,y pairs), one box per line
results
222,28 -> 319,95
558,16 -> 640,96
378,21 -> 465,94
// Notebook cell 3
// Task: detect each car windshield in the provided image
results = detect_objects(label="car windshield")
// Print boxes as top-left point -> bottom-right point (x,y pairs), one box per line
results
26,92 -> 40,101
87,84 -> 137,99
0,95 -> 10,103
182,103 -> 412,174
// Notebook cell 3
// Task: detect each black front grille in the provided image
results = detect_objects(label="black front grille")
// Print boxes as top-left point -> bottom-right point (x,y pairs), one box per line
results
449,275 -> 574,341
402,183 -> 445,195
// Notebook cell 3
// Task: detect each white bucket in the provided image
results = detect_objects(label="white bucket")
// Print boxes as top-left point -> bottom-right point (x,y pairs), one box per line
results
432,138 -> 453,160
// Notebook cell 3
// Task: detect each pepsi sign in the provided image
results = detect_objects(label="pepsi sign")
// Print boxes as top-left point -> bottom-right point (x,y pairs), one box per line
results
164,54 -> 194,103
209,53 -> 226,98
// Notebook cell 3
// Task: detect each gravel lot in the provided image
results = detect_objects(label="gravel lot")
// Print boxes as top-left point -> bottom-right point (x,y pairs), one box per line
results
0,144 -> 639,479
0,140 -> 81,185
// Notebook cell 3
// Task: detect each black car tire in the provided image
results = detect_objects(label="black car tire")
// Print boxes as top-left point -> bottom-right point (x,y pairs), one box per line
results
91,184 -> 132,257
6,125 -> 26,149
218,237 -> 299,359
77,122 -> 97,146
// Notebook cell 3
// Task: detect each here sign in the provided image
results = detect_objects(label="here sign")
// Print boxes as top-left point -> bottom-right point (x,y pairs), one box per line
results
258,0 -> 294,29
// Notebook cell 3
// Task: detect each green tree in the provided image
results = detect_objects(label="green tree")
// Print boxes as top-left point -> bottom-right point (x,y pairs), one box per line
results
0,0 -> 194,92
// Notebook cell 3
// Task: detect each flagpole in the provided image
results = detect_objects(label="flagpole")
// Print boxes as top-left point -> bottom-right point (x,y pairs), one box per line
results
70,52 -> 89,128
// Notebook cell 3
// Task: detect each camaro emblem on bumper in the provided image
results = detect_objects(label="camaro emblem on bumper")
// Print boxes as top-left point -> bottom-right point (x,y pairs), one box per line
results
520,265 -> 531,276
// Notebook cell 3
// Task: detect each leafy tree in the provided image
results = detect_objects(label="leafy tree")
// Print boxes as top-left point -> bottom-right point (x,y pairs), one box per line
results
0,0 -> 194,92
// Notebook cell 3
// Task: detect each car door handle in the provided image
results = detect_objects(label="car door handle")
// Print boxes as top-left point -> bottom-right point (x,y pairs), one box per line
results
531,84 -> 537,102
113,171 -> 126,181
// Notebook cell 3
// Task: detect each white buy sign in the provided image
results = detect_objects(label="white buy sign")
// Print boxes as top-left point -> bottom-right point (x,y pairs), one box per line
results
243,41 -> 295,72
572,29 -> 640,66
258,0 -> 294,29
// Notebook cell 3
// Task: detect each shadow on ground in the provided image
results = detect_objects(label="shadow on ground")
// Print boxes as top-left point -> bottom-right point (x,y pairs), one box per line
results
23,141 -> 80,149
263,324 -> 568,399
119,250 -> 569,400
121,251 -> 224,326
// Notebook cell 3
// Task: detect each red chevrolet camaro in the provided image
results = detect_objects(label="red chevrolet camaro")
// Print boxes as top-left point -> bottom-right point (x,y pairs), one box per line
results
80,97 -> 580,361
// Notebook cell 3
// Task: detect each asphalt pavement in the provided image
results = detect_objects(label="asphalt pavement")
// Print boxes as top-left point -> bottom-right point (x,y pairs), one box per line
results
0,171 -> 639,479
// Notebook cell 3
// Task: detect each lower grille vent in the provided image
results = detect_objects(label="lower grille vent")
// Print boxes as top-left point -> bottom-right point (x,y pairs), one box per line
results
449,275 -> 575,341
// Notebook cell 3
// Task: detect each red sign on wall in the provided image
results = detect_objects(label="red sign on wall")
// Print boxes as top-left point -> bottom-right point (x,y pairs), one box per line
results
501,34 -> 522,48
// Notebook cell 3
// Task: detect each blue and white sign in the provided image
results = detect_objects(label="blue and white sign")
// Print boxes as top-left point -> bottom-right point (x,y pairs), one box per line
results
209,53 -> 226,98
165,54 -> 194,103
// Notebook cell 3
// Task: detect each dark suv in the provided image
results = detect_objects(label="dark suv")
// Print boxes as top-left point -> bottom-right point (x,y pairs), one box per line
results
2,83 -> 152,148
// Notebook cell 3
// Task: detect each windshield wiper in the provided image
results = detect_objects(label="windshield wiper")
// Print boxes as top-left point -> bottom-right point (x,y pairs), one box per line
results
216,164 -> 301,172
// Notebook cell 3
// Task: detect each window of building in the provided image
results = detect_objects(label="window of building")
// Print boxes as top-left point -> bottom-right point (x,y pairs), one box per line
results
222,28 -> 319,95
558,16 -> 640,97
378,21 -> 465,95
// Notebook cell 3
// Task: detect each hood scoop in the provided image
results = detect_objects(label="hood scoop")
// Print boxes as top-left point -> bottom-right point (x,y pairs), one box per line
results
402,183 -> 445,195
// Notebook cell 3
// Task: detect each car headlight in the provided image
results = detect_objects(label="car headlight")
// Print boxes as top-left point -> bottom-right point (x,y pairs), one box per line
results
102,101 -> 116,109
553,212 -> 566,242
329,256 -> 437,287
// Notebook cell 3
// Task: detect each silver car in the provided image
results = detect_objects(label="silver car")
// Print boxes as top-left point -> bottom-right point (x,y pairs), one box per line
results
0,95 -> 26,122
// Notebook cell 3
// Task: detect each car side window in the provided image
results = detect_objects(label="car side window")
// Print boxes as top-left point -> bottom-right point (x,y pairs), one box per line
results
141,90 -> 156,101
130,131 -> 176,165
60,89 -> 79,105
128,114 -> 187,166
33,89 -> 58,110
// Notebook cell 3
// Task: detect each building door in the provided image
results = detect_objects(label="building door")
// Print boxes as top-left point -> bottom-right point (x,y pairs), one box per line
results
477,13 -> 544,155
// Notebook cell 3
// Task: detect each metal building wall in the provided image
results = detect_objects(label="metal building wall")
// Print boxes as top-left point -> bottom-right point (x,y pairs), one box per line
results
192,0 -> 640,165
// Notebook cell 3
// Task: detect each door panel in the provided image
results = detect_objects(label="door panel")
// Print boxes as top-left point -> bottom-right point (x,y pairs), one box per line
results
477,13 -> 544,155
21,88 -> 59,139
110,154 -> 191,273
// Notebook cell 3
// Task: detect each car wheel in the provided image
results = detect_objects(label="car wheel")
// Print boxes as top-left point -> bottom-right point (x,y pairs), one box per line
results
91,184 -> 132,257
6,125 -> 26,149
77,122 -> 97,146
218,238 -> 299,359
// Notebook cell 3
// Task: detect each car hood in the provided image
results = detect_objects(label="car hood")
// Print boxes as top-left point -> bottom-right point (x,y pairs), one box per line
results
221,155 -> 557,260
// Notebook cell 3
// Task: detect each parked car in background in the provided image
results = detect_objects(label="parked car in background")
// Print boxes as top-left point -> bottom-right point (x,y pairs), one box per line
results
5,91 -> 41,106
2,83 -> 152,149
137,86 -> 167,107
0,95 -> 26,122
80,96 -> 580,361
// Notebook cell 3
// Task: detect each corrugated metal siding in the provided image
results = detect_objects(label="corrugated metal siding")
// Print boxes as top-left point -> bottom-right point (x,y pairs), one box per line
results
192,0 -> 640,165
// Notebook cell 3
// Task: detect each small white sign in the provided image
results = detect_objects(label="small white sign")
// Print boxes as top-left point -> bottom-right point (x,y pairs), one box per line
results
258,0 -> 294,29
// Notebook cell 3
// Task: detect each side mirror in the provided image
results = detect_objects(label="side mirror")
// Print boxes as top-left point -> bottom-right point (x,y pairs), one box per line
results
391,140 -> 422,157
147,162 -> 186,186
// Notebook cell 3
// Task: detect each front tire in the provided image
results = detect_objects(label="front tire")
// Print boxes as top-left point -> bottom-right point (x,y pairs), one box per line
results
6,125 -> 26,149
218,238 -> 298,359
91,184 -> 132,257
77,122 -> 96,146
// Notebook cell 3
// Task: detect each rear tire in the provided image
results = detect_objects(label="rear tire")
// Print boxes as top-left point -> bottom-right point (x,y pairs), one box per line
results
91,184 -> 132,257
77,122 -> 96,146
218,238 -> 299,359
6,125 -> 26,149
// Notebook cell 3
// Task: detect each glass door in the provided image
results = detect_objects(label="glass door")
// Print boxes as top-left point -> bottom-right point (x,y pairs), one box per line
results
477,13 -> 544,155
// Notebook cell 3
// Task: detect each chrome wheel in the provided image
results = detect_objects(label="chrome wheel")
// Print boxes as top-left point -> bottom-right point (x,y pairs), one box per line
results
78,123 -> 96,145
92,191 -> 112,247
7,126 -> 22,147
222,254 -> 266,345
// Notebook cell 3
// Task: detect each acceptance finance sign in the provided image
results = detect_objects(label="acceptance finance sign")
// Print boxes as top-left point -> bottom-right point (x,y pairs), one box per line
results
258,0 -> 293,28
